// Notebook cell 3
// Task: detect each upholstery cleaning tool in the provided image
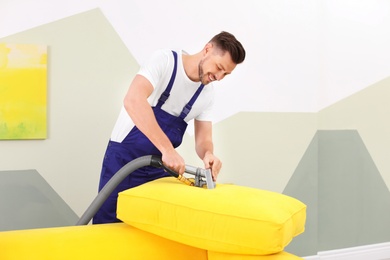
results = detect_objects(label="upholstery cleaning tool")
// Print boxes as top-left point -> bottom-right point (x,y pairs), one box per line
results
77,155 -> 215,225
154,157 -> 215,189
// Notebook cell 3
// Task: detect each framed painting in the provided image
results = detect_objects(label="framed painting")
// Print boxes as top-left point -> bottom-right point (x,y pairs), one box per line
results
0,43 -> 47,140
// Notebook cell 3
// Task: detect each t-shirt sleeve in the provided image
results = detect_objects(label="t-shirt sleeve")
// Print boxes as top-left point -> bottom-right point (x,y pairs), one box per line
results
137,50 -> 171,89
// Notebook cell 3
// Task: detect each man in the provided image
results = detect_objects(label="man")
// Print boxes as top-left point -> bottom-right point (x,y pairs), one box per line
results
93,31 -> 246,224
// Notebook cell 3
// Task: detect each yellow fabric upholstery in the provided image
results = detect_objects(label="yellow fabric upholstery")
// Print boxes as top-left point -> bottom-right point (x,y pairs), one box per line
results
0,223 -> 208,260
208,251 -> 304,260
117,177 -> 306,255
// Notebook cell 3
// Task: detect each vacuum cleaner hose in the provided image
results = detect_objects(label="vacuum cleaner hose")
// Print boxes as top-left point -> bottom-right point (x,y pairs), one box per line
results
76,155 -> 163,225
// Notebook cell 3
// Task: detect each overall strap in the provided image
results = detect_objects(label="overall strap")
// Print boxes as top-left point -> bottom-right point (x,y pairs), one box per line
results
155,50 -> 205,120
156,50 -> 178,108
179,84 -> 205,119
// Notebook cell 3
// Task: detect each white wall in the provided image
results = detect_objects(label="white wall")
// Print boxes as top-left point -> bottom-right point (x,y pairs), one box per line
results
2,1 -> 389,117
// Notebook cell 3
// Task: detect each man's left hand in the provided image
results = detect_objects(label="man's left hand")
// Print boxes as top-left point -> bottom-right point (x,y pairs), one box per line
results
203,153 -> 222,181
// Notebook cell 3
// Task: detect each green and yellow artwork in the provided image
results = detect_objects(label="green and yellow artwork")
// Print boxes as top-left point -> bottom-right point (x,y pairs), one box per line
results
0,43 -> 47,139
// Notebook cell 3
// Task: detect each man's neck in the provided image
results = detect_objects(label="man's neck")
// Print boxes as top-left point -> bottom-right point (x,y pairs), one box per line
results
182,53 -> 202,83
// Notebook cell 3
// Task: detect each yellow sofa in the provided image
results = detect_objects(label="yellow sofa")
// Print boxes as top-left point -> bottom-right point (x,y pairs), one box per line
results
0,224 -> 302,260
0,177 -> 306,259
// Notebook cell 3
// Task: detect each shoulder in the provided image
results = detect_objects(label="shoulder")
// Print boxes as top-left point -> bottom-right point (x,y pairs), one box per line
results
144,49 -> 176,66
138,49 -> 177,87
140,49 -> 179,75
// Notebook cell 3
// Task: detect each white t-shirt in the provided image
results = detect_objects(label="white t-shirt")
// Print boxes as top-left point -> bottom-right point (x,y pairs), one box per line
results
110,49 -> 215,143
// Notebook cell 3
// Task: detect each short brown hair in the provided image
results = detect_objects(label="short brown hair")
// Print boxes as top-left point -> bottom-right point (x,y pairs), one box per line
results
209,31 -> 246,64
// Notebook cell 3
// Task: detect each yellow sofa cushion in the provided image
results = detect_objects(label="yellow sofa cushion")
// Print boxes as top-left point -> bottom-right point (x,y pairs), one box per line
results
117,177 -> 306,255
208,251 -> 303,260
0,223 -> 207,260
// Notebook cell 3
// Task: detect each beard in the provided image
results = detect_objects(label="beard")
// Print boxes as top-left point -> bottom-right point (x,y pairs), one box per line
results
198,58 -> 208,85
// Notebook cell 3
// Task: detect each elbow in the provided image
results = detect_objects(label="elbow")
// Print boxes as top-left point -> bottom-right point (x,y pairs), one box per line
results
195,140 -> 213,159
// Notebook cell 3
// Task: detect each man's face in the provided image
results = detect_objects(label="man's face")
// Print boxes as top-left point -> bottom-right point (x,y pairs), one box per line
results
198,44 -> 237,85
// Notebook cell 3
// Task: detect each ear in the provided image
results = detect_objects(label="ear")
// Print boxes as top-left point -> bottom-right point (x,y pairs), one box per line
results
203,42 -> 213,55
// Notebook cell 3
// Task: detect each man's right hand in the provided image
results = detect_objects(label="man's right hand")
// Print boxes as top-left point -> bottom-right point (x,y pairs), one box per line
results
162,148 -> 185,175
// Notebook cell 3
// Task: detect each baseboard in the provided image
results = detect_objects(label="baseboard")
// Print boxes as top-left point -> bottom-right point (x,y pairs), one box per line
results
303,242 -> 390,260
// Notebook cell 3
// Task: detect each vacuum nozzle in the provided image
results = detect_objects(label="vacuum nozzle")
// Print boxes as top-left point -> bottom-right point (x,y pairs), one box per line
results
151,155 -> 215,189
184,165 -> 216,189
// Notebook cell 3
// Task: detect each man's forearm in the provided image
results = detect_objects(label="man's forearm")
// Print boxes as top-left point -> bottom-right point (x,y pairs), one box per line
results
196,141 -> 214,160
126,98 -> 174,155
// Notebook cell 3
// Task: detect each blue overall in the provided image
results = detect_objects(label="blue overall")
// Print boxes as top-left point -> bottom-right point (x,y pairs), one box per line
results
93,51 -> 205,224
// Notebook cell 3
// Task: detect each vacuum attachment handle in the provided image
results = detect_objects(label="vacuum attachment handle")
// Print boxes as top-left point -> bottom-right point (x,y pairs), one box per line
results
151,155 -> 195,186
151,155 -> 178,178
